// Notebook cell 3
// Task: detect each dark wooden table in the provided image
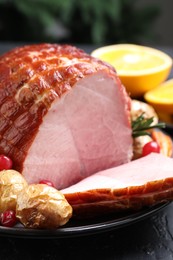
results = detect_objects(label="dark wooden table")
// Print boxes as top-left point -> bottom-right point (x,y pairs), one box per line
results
0,42 -> 173,260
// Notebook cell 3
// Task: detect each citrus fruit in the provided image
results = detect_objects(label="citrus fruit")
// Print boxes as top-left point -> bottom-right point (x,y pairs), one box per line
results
144,78 -> 173,114
91,44 -> 172,97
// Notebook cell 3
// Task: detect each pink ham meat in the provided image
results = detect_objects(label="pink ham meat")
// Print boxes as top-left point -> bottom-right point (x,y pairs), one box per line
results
0,44 -> 132,189
62,153 -> 173,217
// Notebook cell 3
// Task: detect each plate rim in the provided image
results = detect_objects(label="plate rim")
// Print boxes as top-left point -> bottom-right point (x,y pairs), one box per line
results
0,202 -> 169,239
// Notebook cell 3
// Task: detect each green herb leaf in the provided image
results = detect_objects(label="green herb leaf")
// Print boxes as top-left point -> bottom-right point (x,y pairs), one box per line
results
132,113 -> 165,138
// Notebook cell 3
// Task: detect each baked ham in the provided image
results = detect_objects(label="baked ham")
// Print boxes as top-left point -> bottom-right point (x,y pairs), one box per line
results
0,44 -> 133,189
62,153 -> 173,218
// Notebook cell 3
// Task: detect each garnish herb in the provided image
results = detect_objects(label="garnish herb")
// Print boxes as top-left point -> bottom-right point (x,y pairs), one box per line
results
132,113 -> 165,138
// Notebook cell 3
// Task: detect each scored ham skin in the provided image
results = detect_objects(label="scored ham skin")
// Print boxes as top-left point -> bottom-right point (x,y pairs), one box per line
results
62,153 -> 173,218
0,44 -> 133,189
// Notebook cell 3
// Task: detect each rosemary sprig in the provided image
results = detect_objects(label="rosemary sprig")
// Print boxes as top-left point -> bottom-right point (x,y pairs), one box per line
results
132,113 -> 165,138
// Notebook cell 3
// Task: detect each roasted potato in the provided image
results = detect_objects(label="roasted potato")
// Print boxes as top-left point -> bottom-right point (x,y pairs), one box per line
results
0,170 -> 28,213
132,135 -> 153,159
131,99 -> 161,159
16,184 -> 73,229
131,99 -> 159,125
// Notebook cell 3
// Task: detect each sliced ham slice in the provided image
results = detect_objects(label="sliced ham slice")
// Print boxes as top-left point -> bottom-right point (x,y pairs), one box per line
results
62,153 -> 173,218
0,44 -> 132,189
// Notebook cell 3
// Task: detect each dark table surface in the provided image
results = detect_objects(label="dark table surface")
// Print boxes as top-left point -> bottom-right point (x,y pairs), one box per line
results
0,42 -> 173,260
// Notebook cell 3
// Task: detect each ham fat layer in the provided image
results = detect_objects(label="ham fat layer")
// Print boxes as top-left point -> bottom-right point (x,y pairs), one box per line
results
0,44 -> 132,189
62,153 -> 173,217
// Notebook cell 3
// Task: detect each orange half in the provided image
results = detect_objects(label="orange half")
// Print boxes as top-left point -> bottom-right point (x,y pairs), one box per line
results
144,78 -> 173,114
91,44 -> 172,97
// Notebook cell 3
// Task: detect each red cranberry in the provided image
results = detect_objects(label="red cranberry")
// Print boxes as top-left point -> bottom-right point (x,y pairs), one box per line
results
142,141 -> 160,157
39,180 -> 55,187
0,210 -> 17,227
0,155 -> 13,171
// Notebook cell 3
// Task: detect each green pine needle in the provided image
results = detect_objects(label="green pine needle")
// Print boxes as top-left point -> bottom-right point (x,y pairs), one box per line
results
132,113 -> 165,138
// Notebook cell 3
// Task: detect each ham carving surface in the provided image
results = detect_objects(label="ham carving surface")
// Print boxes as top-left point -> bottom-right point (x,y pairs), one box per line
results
0,44 -> 132,189
62,153 -> 173,217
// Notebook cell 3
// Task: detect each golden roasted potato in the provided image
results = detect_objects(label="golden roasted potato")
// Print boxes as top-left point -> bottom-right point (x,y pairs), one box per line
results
133,135 -> 153,159
0,170 -> 28,213
131,99 -> 159,125
16,184 -> 73,229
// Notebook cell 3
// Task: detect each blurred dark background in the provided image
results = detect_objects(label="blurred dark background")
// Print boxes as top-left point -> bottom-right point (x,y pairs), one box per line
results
0,0 -> 172,46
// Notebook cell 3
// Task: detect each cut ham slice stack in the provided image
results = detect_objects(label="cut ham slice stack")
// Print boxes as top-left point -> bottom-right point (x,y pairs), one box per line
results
62,153 -> 173,218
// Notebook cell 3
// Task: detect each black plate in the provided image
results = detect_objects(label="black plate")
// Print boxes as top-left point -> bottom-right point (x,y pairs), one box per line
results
0,202 -> 169,239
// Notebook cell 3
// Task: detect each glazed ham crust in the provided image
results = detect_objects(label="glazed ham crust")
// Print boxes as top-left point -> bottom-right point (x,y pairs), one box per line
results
0,44 -> 111,171
0,44 -> 132,189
